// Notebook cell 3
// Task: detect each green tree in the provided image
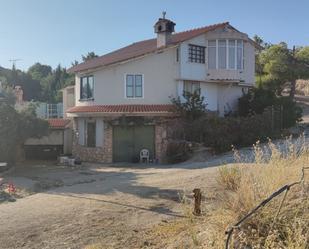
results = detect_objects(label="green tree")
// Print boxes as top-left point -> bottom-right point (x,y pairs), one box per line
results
39,64 -> 74,103
27,63 -> 52,81
82,52 -> 99,62
0,101 -> 48,164
71,60 -> 79,66
258,43 -> 309,97
170,90 -> 207,121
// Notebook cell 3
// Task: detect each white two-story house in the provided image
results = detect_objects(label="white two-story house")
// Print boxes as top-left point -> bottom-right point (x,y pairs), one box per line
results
67,15 -> 257,163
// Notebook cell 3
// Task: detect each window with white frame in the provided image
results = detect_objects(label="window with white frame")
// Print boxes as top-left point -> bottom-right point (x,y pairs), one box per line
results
183,81 -> 200,95
208,40 -> 216,69
126,74 -> 143,98
207,39 -> 244,70
218,40 -> 227,69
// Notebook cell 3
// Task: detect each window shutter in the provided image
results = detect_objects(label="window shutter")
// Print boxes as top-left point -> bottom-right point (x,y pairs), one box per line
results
78,118 -> 85,146
96,119 -> 104,147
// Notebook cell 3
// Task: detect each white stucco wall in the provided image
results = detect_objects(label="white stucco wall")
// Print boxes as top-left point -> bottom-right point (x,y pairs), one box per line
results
200,82 -> 219,111
62,86 -> 75,118
25,130 -> 63,145
217,85 -> 245,116
75,47 -> 179,106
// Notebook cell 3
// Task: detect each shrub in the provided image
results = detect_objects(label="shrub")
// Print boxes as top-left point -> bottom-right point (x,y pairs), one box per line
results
238,88 -> 302,128
166,140 -> 192,164
217,166 -> 241,191
0,102 -> 48,164
275,96 -> 302,128
170,91 -> 207,121
238,88 -> 276,116
182,112 -> 273,153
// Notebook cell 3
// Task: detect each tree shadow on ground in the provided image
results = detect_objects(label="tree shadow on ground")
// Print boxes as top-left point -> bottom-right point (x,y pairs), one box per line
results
45,170 -> 185,218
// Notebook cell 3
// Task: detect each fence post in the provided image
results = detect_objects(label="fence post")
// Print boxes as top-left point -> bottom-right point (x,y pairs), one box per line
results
193,188 -> 202,216
271,105 -> 274,132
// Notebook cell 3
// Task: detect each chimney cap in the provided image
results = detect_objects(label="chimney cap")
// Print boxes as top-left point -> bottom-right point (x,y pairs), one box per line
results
154,12 -> 176,34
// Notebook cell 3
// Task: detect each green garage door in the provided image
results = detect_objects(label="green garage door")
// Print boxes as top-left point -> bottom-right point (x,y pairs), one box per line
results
113,125 -> 155,162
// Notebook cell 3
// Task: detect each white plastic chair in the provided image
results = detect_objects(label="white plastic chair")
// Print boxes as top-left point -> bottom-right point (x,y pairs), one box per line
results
140,149 -> 150,163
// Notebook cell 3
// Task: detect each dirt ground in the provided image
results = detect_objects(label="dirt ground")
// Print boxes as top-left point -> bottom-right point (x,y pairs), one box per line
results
0,160 -> 223,249
0,96 -> 308,249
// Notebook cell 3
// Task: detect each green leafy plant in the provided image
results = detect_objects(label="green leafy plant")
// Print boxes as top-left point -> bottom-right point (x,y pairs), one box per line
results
170,90 -> 207,121
0,102 -> 48,164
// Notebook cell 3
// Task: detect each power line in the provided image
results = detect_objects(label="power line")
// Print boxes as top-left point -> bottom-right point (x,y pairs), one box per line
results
8,59 -> 22,68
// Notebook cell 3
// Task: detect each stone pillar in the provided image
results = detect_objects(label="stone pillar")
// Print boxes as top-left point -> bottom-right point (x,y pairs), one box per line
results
155,122 -> 168,163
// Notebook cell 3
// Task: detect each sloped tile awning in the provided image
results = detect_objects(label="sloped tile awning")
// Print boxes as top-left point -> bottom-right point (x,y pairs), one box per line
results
66,104 -> 176,117
47,119 -> 71,129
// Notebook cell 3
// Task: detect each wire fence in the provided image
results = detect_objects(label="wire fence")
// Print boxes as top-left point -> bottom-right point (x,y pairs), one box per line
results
225,166 -> 309,249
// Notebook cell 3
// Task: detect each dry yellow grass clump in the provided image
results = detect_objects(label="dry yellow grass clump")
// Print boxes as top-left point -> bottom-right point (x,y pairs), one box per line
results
211,137 -> 309,249
147,137 -> 308,249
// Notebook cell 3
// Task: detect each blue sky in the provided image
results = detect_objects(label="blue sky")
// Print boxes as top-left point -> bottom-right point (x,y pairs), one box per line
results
0,0 -> 308,71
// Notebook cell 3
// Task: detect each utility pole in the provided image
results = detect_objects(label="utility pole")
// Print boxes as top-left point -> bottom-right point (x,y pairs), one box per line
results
8,59 -> 22,69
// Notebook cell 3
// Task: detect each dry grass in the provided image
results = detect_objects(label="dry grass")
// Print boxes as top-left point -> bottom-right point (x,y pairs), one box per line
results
209,137 -> 309,248
146,137 -> 309,249
83,137 -> 308,249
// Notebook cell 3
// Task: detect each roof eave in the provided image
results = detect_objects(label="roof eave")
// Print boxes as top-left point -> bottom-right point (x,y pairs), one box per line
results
69,44 -> 179,74
66,111 -> 175,118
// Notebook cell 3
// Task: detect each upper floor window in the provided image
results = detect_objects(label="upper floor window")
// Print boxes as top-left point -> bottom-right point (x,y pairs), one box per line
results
184,81 -> 200,95
80,75 -> 94,100
208,39 -> 243,70
126,74 -> 143,98
188,44 -> 205,64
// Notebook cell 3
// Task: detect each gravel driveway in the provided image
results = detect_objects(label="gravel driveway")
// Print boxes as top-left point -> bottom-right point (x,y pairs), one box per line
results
0,121 -> 308,249
0,162 -> 220,249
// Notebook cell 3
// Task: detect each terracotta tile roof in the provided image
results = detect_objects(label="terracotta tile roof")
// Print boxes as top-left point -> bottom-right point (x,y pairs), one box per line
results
67,104 -> 175,114
68,22 -> 229,73
48,119 -> 71,129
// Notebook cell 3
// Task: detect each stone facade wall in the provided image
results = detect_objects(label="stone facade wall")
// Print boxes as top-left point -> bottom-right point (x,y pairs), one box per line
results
155,120 -> 169,163
72,116 -> 171,163
72,118 -> 113,163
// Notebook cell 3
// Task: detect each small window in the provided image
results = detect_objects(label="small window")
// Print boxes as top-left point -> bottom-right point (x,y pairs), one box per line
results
80,75 -> 94,100
184,81 -> 200,95
188,44 -> 205,63
126,74 -> 143,98
176,47 -> 179,62
86,121 -> 96,147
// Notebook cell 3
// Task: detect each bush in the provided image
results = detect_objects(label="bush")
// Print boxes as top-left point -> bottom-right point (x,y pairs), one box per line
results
275,96 -> 302,128
182,112 -> 273,153
166,140 -> 192,164
0,103 -> 48,164
170,91 -> 207,121
238,88 -> 302,128
238,88 -> 276,116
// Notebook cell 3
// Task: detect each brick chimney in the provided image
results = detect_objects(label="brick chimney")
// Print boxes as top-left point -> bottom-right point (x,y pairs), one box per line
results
154,12 -> 176,48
